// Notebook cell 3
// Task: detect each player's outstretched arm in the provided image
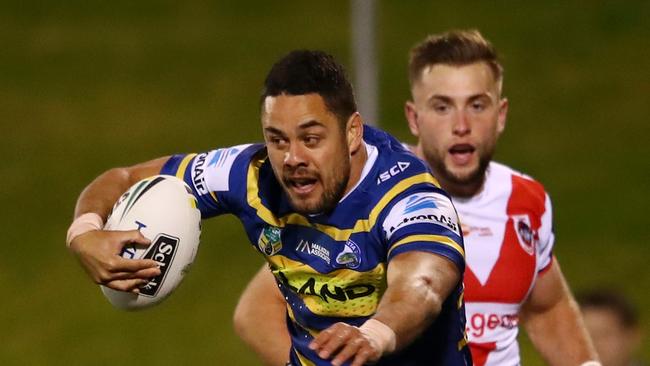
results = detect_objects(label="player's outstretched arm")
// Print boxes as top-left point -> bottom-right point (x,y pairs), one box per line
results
520,257 -> 599,366
67,157 -> 170,292
233,264 -> 291,366
309,251 -> 460,366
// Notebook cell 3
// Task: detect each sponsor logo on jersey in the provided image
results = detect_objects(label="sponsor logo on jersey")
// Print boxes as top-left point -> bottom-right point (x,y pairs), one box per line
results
258,225 -> 282,256
466,312 -> 519,338
376,161 -> 410,184
192,152 -> 209,195
208,147 -> 240,168
336,239 -> 361,269
203,144 -> 251,192
278,271 -> 375,303
461,224 -> 493,237
512,214 -> 537,255
388,213 -> 459,234
139,234 -> 180,297
384,193 -> 460,238
403,194 -> 437,214
297,239 -> 331,265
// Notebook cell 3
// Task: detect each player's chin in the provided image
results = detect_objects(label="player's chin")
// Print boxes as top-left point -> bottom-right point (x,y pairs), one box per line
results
291,201 -> 322,215
448,165 -> 483,184
287,193 -> 323,215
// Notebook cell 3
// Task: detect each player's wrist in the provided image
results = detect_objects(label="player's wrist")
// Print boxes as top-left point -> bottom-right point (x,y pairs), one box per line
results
358,318 -> 396,355
579,362 -> 602,366
66,212 -> 104,247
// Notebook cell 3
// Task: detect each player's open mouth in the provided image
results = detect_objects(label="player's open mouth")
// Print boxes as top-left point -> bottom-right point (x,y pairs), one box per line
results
286,177 -> 318,195
449,144 -> 475,165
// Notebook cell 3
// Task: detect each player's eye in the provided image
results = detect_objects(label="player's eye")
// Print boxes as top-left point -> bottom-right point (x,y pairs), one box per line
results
268,136 -> 288,148
433,103 -> 450,114
304,136 -> 320,147
470,101 -> 486,112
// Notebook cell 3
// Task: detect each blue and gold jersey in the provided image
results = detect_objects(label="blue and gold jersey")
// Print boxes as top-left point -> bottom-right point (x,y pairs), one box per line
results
161,126 -> 471,365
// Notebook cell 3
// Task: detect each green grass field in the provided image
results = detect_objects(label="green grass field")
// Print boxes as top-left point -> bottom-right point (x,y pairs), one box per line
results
1,1 -> 648,364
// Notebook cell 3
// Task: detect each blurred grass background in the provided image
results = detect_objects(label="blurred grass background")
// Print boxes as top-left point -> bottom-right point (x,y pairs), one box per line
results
1,0 -> 648,364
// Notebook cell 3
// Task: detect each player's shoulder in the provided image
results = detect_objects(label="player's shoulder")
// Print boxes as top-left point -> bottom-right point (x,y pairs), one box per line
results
491,161 -> 546,189
162,143 -> 264,194
364,126 -> 432,185
489,161 -> 549,207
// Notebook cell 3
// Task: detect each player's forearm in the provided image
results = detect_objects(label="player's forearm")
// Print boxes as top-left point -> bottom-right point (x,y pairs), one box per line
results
373,276 -> 441,349
234,266 -> 291,366
73,157 -> 169,220
373,252 -> 460,350
73,168 -> 134,220
523,296 -> 598,366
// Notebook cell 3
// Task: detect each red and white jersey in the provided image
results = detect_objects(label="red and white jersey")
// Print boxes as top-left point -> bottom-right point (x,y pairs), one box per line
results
453,161 -> 554,366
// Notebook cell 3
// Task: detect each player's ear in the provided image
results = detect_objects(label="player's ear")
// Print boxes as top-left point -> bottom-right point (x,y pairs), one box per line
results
496,97 -> 508,135
346,112 -> 364,154
404,100 -> 420,137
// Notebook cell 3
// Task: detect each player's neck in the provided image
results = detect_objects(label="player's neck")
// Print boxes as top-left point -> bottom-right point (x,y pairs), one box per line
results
343,141 -> 368,195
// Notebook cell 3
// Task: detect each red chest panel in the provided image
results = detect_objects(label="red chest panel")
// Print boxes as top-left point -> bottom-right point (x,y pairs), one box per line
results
464,175 -> 546,303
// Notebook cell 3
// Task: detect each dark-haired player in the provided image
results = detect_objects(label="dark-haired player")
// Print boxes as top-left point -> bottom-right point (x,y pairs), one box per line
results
66,50 -> 472,365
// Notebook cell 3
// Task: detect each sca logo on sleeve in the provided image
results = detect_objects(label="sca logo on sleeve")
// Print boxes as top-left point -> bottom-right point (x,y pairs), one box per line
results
377,161 -> 410,184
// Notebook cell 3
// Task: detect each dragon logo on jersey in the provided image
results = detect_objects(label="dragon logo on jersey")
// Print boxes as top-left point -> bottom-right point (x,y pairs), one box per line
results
336,239 -> 361,269
512,214 -> 537,255
258,225 -> 283,256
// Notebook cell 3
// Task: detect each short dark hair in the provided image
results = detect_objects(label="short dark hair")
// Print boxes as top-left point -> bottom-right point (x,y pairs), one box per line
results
577,288 -> 639,329
408,29 -> 503,87
261,50 -> 357,126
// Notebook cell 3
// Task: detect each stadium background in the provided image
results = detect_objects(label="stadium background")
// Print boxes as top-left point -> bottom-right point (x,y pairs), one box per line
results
1,1 -> 648,364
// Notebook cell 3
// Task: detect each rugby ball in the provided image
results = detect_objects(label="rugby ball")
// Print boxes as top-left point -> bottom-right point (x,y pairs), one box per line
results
101,175 -> 201,310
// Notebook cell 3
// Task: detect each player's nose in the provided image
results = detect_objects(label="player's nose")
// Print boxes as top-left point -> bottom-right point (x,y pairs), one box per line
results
452,111 -> 471,136
283,143 -> 308,167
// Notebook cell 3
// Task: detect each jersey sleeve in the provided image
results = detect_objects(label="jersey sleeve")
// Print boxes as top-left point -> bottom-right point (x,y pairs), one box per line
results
381,189 -> 465,271
537,193 -> 555,273
159,143 -> 254,218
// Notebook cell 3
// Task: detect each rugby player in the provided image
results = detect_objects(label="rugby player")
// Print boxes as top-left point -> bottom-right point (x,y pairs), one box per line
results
66,50 -> 472,365
233,31 -> 600,365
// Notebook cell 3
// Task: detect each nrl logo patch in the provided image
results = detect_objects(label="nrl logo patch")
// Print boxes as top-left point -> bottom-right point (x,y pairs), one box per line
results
336,239 -> 361,269
258,226 -> 282,256
512,214 -> 537,255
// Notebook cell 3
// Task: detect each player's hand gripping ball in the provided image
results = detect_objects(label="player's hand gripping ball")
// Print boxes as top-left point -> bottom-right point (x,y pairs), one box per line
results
101,175 -> 201,310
